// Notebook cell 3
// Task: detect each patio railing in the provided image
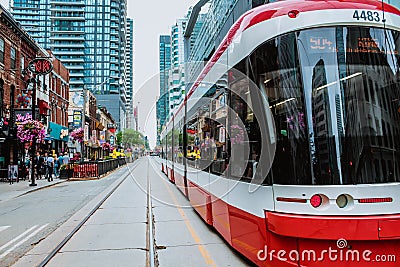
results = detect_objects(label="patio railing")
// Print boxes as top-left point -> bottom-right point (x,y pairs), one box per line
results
61,157 -> 127,179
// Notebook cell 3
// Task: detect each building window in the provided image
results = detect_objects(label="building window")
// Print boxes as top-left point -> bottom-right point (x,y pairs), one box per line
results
0,39 -> 4,64
20,56 -> 25,73
10,47 -> 16,70
0,79 -> 3,117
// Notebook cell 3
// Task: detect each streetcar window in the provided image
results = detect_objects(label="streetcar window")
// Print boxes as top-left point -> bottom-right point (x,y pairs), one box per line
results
174,120 -> 184,165
249,31 -> 311,185
237,26 -> 400,185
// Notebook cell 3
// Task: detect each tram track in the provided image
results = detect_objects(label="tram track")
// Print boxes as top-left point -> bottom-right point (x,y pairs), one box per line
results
35,161 -> 142,267
146,158 -> 158,267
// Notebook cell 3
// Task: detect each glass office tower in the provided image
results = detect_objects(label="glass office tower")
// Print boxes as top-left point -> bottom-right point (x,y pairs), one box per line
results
84,0 -> 127,130
10,0 -> 128,130
156,35 -> 171,144
125,18 -> 134,129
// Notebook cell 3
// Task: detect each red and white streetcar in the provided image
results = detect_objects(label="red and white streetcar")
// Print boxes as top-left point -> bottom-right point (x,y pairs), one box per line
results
160,0 -> 400,266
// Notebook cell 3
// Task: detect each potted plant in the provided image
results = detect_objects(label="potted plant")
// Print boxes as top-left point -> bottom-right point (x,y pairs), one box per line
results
59,164 -> 69,179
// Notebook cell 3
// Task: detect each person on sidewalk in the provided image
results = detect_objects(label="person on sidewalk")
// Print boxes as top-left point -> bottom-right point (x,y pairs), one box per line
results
44,152 -> 54,182
62,152 -> 70,165
8,168 -> 13,185
54,154 -> 62,178
33,152 -> 43,180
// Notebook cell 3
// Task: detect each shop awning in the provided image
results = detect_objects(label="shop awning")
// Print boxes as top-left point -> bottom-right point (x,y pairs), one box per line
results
49,122 -> 69,142
38,99 -> 50,115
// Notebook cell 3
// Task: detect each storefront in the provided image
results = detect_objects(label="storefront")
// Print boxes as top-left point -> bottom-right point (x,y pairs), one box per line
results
48,122 -> 69,154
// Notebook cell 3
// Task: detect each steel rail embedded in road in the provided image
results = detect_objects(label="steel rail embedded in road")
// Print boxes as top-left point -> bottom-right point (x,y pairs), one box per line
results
36,162 -> 140,267
146,158 -> 157,267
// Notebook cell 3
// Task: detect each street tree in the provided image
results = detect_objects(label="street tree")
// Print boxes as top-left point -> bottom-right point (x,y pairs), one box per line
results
122,129 -> 144,148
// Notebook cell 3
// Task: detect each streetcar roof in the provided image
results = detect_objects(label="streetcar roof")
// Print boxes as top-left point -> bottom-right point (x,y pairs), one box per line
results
162,0 -> 400,132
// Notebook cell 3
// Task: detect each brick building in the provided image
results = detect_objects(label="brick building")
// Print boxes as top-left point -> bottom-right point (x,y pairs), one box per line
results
0,6 -> 70,173
46,50 -> 69,154
0,7 -> 40,168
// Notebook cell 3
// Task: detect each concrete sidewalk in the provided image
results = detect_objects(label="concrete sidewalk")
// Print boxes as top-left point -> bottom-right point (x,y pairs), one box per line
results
0,177 -> 66,204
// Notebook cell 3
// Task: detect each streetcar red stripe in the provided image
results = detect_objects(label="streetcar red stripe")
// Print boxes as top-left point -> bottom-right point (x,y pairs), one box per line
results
276,197 -> 307,203
358,197 -> 393,203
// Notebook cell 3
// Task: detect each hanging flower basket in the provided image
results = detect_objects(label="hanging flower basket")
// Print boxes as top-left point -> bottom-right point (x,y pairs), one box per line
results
71,127 -> 84,143
101,142 -> 111,151
16,92 -> 31,108
16,114 -> 46,143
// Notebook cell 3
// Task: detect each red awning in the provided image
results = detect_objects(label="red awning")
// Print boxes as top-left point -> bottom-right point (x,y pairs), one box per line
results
38,99 -> 50,115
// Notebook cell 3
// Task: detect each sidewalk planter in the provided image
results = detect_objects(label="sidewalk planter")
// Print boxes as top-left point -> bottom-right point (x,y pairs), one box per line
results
59,169 -> 68,179
59,164 -> 75,179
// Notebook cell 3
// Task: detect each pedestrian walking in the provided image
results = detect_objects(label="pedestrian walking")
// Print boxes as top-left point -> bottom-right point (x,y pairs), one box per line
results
25,157 -> 31,180
62,152 -> 70,165
54,153 -> 62,178
33,152 -> 44,180
44,152 -> 54,182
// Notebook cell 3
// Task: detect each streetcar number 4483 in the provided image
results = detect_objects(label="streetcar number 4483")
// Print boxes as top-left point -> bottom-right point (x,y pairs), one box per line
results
353,10 -> 381,22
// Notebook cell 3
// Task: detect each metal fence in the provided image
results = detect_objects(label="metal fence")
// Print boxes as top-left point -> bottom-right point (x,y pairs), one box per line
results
60,157 -> 127,179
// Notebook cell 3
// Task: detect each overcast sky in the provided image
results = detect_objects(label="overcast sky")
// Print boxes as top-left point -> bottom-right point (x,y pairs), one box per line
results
0,0 -> 199,148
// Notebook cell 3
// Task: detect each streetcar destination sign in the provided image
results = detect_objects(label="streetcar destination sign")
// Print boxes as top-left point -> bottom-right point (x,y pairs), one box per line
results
28,58 -> 53,75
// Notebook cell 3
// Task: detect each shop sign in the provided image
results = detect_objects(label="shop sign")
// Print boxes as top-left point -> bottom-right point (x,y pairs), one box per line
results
60,129 -> 68,139
84,124 -> 89,142
49,122 -> 69,142
14,108 -> 39,121
99,131 -> 106,144
28,58 -> 53,75
91,130 -> 97,143
73,110 -> 82,128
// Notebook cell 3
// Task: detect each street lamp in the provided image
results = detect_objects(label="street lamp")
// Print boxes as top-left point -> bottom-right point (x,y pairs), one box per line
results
28,57 -> 53,187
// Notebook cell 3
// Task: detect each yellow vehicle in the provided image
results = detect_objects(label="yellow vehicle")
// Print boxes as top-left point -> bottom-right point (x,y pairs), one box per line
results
187,147 -> 200,160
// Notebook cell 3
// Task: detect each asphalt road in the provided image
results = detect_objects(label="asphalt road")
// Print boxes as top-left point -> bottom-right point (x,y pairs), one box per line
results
0,166 -> 126,267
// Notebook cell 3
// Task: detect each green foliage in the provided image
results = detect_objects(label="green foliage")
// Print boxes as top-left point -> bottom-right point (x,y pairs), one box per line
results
121,129 -> 144,147
116,131 -> 122,146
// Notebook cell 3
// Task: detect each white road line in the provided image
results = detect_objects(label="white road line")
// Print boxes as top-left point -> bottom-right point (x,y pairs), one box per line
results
0,224 -> 48,260
0,226 -> 11,233
0,225 -> 38,253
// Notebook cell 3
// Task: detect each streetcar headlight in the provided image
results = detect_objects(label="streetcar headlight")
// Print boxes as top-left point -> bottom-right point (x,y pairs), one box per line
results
336,194 -> 348,208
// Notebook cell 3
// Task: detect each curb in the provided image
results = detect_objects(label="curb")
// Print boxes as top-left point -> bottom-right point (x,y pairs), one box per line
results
67,177 -> 99,181
12,180 -> 67,199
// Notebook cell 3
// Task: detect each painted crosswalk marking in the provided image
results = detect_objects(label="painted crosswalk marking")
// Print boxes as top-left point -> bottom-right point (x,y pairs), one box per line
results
0,224 -> 48,260
0,226 -> 10,233
0,225 -> 38,253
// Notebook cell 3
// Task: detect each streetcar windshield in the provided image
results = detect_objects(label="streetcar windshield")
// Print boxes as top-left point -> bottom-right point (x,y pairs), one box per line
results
251,26 -> 400,185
